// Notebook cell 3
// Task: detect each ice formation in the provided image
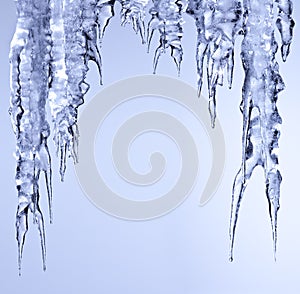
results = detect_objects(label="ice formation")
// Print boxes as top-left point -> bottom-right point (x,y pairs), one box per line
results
147,0 -> 187,75
9,0 -> 52,273
187,0 -> 242,127
9,0 -> 294,271
10,0 -> 104,272
229,0 -> 294,261
120,0 -> 149,43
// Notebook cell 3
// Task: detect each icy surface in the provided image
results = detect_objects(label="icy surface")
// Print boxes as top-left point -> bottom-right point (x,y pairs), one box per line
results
9,0 -> 294,271
229,0 -> 294,262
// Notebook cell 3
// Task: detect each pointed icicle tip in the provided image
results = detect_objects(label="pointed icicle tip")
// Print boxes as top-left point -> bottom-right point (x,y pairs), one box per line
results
281,43 -> 290,62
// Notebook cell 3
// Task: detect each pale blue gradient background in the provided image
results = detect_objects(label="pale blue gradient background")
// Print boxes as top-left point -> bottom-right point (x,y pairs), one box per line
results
1,1 -> 300,293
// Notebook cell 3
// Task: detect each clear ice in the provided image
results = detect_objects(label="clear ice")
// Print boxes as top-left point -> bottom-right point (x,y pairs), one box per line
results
10,0 -> 104,272
187,0 -> 242,127
9,0 -> 52,273
229,0 -> 294,261
147,0 -> 187,75
9,0 -> 294,271
120,0 -> 149,43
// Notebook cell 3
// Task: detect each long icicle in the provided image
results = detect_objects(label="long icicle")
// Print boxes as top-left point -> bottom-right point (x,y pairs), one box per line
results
49,0 -> 106,182
9,0 -> 295,271
9,0 -> 52,273
229,0 -> 294,262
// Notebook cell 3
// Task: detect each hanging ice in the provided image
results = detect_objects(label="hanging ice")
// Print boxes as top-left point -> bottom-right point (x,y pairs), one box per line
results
96,0 -> 116,43
9,0 -> 52,273
9,0 -> 295,271
49,0 -> 114,181
10,0 -> 105,272
147,0 -> 187,75
120,0 -> 149,43
187,0 -> 242,127
229,0 -> 294,261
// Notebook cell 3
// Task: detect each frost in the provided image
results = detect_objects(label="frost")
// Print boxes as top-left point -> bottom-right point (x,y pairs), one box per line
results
9,0 -> 294,271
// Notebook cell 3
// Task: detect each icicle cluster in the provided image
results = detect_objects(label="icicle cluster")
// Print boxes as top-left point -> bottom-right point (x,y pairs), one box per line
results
120,0 -> 150,43
9,0 -> 294,271
147,0 -> 187,74
229,0 -> 294,261
49,0 -> 106,181
9,0 -> 52,273
187,0 -> 242,127
10,0 -> 106,272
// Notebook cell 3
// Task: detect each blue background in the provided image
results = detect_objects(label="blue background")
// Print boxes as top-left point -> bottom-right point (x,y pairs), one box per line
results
1,1 -> 300,293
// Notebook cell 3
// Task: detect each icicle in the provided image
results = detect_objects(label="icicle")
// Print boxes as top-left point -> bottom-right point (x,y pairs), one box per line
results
49,0 -> 105,182
8,0 -> 295,271
96,0 -> 116,43
9,0 -> 52,273
147,0 -> 187,75
49,0 -> 71,182
187,0 -> 242,127
275,0 -> 295,62
83,0 -> 103,84
119,0 -> 149,43
229,0 -> 294,262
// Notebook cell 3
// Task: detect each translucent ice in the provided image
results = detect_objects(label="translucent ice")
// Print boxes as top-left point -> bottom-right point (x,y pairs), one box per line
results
10,0 -> 104,271
229,0 -> 294,262
9,0 -> 295,271
49,0 -> 108,181
9,0 -> 52,273
187,0 -> 243,127
120,0 -> 149,43
147,0 -> 187,75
